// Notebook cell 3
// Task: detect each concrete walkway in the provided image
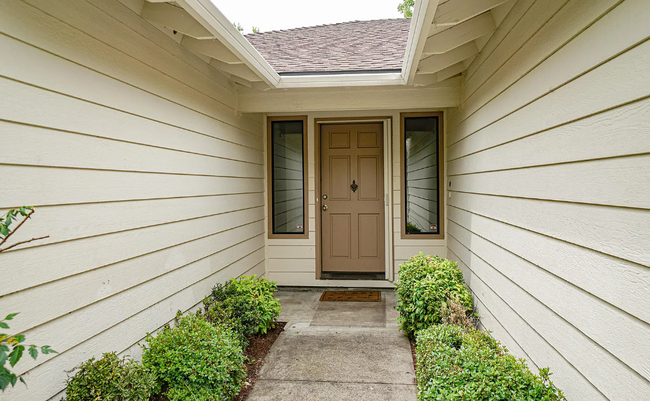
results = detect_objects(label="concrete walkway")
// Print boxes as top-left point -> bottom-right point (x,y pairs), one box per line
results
247,289 -> 416,400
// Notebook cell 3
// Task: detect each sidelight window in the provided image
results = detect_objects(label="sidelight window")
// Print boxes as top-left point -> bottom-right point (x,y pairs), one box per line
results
400,112 -> 444,239
267,116 -> 308,238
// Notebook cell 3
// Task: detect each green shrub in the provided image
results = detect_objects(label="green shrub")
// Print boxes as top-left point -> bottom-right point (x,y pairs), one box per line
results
440,295 -> 478,332
395,253 -> 473,338
416,325 -> 565,400
141,312 -> 246,401
65,352 -> 155,401
203,275 -> 281,340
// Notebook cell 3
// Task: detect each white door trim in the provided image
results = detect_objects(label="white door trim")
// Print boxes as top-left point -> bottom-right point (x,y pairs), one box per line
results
316,118 -> 393,281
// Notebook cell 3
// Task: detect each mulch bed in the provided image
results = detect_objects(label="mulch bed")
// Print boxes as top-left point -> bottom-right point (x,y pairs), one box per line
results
150,322 -> 286,401
235,321 -> 287,401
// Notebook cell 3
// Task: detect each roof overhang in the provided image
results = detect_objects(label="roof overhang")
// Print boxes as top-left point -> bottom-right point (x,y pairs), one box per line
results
179,0 -> 440,89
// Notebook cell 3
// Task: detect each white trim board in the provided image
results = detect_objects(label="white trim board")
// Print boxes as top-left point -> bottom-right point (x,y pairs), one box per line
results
238,79 -> 461,113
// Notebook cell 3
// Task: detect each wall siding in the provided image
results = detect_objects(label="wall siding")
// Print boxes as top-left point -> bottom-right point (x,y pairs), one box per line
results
447,0 -> 650,399
0,1 -> 264,400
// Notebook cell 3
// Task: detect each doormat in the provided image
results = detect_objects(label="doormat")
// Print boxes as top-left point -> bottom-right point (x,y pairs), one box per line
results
319,290 -> 381,302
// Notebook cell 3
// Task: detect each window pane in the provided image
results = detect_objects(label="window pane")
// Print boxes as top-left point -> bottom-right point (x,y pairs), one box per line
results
404,116 -> 439,234
271,120 -> 304,234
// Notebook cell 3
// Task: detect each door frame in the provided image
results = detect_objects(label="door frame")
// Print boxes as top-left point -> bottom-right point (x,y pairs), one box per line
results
314,117 -> 394,280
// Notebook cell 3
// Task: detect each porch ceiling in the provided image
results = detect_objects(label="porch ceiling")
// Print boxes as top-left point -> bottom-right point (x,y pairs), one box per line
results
411,0 -> 516,87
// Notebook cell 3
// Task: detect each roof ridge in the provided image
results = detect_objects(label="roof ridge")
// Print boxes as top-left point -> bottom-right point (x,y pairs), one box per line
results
245,17 -> 409,37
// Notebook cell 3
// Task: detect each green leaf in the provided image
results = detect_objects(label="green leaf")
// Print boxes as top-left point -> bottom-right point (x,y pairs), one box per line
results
5,313 -> 18,321
41,346 -> 57,354
0,323 -> 8,329
29,346 -> 38,360
0,350 -> 7,366
9,345 -> 24,367
0,371 -> 10,390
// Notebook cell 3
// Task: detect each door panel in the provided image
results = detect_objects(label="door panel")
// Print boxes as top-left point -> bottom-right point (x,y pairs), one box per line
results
358,130 -> 379,148
329,156 -> 351,201
330,132 -> 351,148
358,214 -> 379,258
321,123 -> 385,273
331,214 -> 352,258
358,156 -> 380,201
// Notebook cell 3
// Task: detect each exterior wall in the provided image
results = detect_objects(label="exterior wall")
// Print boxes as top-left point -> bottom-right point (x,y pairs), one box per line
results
446,0 -> 650,399
0,1 -> 265,400
265,110 -> 449,286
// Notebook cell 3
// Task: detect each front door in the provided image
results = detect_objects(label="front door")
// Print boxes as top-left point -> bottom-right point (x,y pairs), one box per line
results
321,123 -> 385,273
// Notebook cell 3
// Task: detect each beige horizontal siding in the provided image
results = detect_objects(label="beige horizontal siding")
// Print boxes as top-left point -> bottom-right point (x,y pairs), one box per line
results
0,1 -> 265,400
447,0 -> 650,399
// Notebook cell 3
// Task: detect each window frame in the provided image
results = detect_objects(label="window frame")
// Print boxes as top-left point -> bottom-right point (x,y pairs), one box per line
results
400,111 -> 445,239
267,116 -> 309,239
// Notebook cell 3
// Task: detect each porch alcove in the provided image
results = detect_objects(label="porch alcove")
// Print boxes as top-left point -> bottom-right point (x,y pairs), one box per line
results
2,0 -> 649,399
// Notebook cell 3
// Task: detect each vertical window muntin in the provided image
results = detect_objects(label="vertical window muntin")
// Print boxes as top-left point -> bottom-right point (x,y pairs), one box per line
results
401,112 -> 444,239
268,116 -> 308,238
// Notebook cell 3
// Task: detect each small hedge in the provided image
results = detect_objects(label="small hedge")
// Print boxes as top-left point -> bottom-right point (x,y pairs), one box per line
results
63,276 -> 281,400
65,352 -> 155,401
395,253 -> 473,338
416,325 -> 566,400
142,312 -> 246,401
203,275 -> 281,342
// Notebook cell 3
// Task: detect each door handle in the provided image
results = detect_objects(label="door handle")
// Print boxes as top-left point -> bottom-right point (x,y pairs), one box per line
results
322,205 -> 328,211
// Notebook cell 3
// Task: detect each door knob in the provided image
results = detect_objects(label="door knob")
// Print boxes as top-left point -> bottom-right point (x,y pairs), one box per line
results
322,205 -> 328,211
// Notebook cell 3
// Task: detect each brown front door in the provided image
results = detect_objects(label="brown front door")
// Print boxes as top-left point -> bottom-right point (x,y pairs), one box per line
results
321,123 -> 385,273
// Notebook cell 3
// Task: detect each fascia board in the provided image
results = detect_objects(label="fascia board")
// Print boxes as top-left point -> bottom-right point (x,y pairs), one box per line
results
177,0 -> 281,86
277,73 -> 406,89
401,0 -> 440,85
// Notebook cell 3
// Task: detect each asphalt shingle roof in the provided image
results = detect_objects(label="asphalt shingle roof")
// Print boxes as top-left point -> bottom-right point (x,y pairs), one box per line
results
245,18 -> 411,74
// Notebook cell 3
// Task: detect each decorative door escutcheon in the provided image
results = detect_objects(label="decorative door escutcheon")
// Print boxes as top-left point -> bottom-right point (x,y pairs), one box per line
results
350,180 -> 358,193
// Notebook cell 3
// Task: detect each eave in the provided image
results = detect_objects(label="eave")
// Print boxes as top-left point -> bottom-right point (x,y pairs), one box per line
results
177,0 -> 440,89
148,0 -> 512,91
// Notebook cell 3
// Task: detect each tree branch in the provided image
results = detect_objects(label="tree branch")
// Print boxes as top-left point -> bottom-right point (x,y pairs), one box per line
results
0,208 -> 35,248
0,235 -> 50,253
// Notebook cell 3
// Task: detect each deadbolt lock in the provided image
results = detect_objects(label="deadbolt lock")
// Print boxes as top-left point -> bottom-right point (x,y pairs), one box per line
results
322,194 -> 328,200
322,205 -> 328,211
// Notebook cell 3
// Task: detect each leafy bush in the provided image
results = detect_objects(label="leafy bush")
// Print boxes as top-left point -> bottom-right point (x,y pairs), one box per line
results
0,206 -> 49,252
203,275 -> 281,340
65,352 -> 155,401
440,295 -> 478,332
142,312 -> 246,401
395,253 -> 473,338
416,325 -> 565,400
1,313 -> 56,391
